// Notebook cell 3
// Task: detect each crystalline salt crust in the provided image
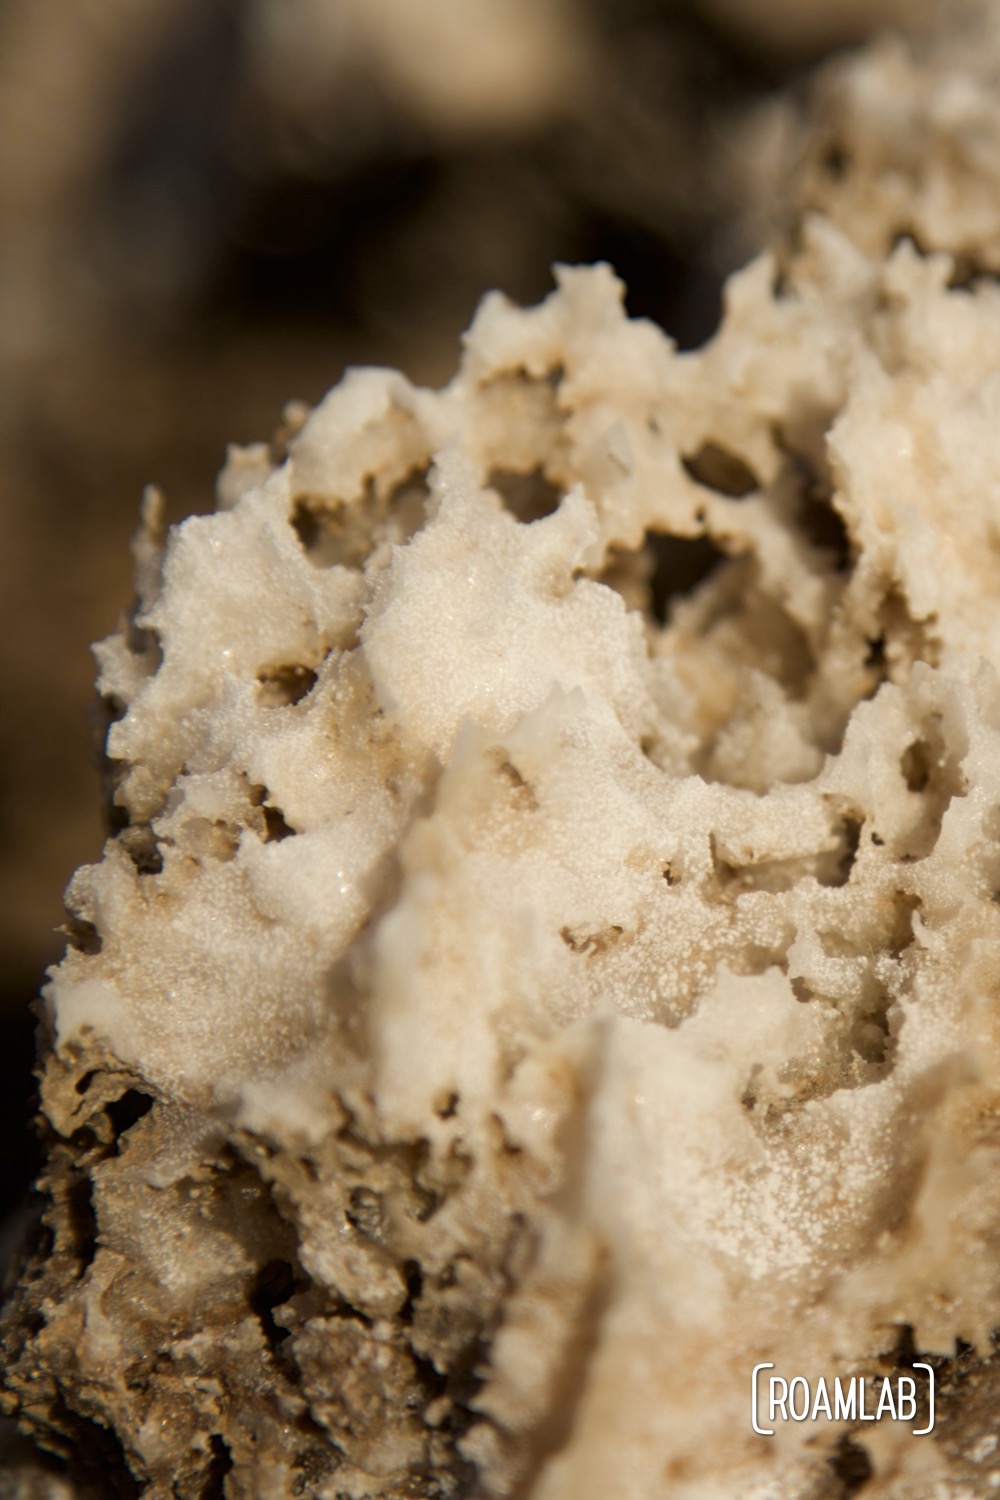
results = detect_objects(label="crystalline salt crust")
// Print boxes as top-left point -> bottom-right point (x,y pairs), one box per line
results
8,16 -> 1000,1499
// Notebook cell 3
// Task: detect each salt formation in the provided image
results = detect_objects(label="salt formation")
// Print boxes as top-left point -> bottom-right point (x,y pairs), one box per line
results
756,0 -> 1000,270
9,20 -> 1000,1500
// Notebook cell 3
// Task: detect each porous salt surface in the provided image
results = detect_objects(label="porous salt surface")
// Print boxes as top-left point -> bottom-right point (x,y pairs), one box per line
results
7,24 -> 1000,1500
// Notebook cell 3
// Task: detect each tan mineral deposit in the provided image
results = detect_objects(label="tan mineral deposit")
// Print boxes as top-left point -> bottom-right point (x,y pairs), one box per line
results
6,6 -> 1000,1499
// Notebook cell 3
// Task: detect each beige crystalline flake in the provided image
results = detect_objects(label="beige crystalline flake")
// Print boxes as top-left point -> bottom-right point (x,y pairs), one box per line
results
9,18 -> 1000,1500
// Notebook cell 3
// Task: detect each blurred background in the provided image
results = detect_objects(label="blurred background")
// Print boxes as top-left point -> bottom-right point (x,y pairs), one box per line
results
0,0 -> 953,1230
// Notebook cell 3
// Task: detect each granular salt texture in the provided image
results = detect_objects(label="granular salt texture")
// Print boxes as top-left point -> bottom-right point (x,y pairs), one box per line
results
759,0 -> 1000,274
10,80 -> 1000,1500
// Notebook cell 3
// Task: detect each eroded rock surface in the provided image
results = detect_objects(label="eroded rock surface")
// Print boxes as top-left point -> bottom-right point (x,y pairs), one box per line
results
8,14 -> 1000,1499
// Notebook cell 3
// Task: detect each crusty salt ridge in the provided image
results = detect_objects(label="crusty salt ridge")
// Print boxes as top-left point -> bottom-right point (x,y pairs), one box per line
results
743,0 -> 1000,278
9,127 -> 1000,1500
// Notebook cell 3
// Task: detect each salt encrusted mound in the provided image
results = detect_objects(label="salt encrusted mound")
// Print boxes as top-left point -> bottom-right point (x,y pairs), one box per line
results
763,0 -> 1000,273
10,59 -> 1000,1500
